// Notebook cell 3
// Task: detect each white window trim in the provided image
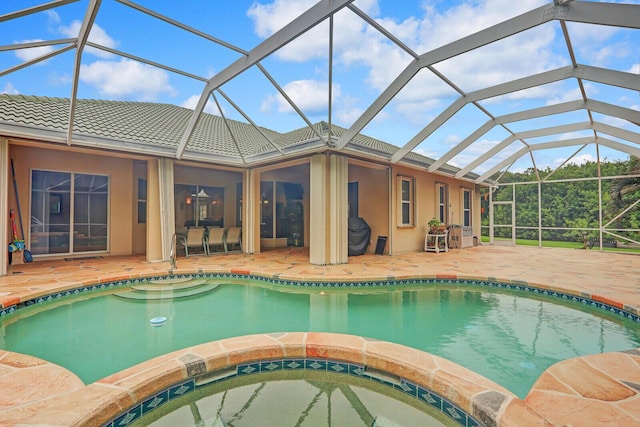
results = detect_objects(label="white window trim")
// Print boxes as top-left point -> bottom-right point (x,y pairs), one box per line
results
435,182 -> 449,224
397,175 -> 415,227
461,187 -> 473,227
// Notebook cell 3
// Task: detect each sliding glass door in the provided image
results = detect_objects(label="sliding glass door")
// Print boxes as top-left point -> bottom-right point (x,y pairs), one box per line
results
30,170 -> 109,255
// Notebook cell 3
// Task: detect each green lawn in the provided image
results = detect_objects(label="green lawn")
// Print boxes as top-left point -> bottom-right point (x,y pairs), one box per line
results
480,236 -> 640,253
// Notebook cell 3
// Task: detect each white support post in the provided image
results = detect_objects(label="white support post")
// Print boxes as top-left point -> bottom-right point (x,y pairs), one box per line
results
310,154 -> 327,265
158,158 -> 175,261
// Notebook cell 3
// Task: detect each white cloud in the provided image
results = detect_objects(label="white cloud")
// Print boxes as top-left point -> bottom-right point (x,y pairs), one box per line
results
59,21 -> 116,58
250,0 -> 561,121
80,59 -> 175,101
181,94 -> 223,115
46,10 -> 61,26
547,83 -> 596,105
261,79 -> 340,114
1,82 -> 19,95
247,0 -> 379,63
14,40 -> 55,63
556,153 -> 595,167
447,138 -> 501,169
334,94 -> 364,126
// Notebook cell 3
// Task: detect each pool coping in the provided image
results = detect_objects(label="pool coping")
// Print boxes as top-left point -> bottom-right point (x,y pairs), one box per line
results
3,271 -> 640,322
0,271 -> 639,426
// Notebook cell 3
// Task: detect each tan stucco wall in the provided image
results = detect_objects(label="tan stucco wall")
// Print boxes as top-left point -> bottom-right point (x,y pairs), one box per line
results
9,143 -> 134,257
390,164 -> 481,254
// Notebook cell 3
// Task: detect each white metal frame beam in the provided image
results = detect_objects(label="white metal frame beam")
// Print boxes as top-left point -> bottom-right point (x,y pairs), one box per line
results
454,100 -> 640,179
420,65 -> 639,170
335,1 -> 640,176
176,0 -> 354,159
335,2 -> 561,150
476,136 -> 640,183
66,0 -> 101,145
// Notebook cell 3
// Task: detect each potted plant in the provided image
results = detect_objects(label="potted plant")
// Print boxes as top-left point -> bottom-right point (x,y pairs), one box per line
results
428,218 -> 447,234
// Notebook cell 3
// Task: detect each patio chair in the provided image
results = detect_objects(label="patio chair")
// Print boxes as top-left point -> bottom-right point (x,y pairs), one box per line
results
224,227 -> 242,254
178,227 -> 207,257
206,227 -> 226,255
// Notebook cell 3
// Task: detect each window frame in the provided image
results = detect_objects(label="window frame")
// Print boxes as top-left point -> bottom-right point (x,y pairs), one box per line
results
435,182 -> 449,224
462,187 -> 473,227
137,178 -> 147,224
30,169 -> 110,256
397,175 -> 416,227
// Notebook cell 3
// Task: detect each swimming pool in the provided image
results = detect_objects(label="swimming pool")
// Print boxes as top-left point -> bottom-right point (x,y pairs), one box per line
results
1,277 -> 639,399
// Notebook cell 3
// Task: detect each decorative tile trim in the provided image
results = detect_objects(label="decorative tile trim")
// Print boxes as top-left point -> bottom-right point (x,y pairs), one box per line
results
6,273 -> 639,323
103,357 -> 483,427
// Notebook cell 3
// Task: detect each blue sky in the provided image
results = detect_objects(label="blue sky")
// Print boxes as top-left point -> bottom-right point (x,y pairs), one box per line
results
0,0 -> 638,176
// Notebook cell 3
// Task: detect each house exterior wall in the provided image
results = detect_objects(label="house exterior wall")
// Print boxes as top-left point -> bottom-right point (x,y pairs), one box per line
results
3,138 -> 481,270
8,143 -> 134,257
390,164 -> 481,254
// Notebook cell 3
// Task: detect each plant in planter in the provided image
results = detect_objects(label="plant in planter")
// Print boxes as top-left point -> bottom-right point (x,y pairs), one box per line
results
428,218 -> 448,234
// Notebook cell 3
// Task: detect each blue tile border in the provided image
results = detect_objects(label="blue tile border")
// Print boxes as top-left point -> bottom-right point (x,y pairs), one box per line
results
2,273 -> 639,323
103,357 -> 485,427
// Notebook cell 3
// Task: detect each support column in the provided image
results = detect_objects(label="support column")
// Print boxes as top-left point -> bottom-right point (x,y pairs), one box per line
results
146,159 -> 162,262
0,139 -> 8,276
158,158 -> 175,261
244,169 -> 258,254
329,154 -> 348,264
146,158 -> 175,262
310,154 -> 327,265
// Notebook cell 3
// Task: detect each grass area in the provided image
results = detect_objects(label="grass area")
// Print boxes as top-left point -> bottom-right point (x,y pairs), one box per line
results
480,236 -> 640,253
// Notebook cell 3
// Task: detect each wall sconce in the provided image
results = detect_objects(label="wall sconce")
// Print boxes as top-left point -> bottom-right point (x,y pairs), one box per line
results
185,195 -> 192,205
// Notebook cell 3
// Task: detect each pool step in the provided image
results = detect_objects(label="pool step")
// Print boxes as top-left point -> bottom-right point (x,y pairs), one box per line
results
114,278 -> 222,300
129,278 -> 208,291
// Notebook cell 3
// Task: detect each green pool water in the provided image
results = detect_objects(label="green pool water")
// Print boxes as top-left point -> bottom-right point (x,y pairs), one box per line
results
1,281 -> 639,398
131,371 -> 457,427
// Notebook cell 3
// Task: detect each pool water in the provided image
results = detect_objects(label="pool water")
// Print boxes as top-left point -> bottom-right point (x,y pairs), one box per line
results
1,281 -> 639,398
131,371 -> 456,427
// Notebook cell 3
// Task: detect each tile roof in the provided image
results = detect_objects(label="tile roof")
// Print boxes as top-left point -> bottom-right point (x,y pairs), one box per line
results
0,94 -> 471,177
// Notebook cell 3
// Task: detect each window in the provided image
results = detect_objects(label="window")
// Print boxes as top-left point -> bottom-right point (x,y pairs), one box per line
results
462,188 -> 472,226
175,184 -> 225,229
436,183 -> 448,224
30,170 -> 109,255
137,178 -> 147,224
397,176 -> 415,227
348,182 -> 359,218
